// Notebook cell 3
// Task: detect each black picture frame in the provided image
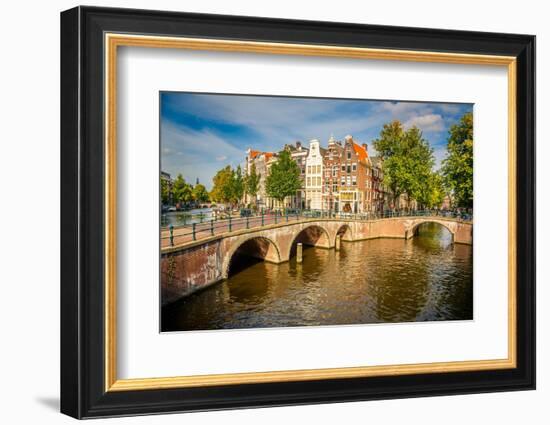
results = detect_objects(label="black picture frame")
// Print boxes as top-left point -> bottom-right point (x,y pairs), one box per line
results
61,5 -> 535,419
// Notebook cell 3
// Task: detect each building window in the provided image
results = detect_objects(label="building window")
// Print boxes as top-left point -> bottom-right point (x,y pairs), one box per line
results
317,176 -> 321,186
316,165 -> 321,174
352,163 -> 357,172
347,152 -> 351,160
341,177 -> 346,186
307,177 -> 311,186
346,176 -> 351,186
333,184 -> 338,192
347,165 -> 351,173
341,165 -> 345,171
352,176 -> 357,186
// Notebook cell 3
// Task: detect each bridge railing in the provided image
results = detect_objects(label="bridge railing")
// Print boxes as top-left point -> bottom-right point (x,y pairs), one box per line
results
161,208 -> 472,248
162,210 -> 304,247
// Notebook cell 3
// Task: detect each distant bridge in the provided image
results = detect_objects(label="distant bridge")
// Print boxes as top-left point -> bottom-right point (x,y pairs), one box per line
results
161,213 -> 472,305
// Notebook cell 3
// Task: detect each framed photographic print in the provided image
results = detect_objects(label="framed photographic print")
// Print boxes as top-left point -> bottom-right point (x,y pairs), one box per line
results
60,6 -> 536,419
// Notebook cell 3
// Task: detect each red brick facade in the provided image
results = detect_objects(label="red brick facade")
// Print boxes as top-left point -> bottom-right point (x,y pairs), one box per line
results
322,135 -> 385,213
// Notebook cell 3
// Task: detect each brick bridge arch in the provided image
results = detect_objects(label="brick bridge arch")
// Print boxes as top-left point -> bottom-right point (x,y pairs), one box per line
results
221,235 -> 282,279
286,224 -> 332,260
404,218 -> 469,243
335,224 -> 353,243
161,216 -> 473,305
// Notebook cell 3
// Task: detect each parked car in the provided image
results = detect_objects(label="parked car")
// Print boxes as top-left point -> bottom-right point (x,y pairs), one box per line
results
240,208 -> 253,217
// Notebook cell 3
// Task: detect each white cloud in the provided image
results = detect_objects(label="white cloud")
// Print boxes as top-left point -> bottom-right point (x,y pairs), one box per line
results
160,122 -> 245,190
438,104 -> 462,114
166,95 -> 382,150
379,101 -> 431,115
161,94 -> 469,182
404,114 -> 445,132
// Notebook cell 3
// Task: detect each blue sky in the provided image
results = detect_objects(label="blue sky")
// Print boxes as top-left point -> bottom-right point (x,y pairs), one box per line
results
160,92 -> 472,190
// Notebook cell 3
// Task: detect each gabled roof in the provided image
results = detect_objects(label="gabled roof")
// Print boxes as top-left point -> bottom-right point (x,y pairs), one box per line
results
249,149 -> 261,159
352,142 -> 369,162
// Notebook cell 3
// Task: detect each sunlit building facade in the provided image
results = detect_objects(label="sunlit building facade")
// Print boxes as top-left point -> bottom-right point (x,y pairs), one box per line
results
305,139 -> 325,210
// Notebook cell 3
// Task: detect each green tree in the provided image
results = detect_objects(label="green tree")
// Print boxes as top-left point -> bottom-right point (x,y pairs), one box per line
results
403,126 -> 435,207
192,183 -> 209,203
441,112 -> 473,208
373,121 -> 406,206
210,166 -> 234,205
245,163 -> 260,206
265,150 -> 301,205
172,174 -> 193,205
373,121 -> 435,209
160,178 -> 171,205
418,171 -> 445,209
232,165 -> 244,206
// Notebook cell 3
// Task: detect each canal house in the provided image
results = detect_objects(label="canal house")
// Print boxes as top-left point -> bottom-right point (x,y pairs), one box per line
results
305,139 -> 326,210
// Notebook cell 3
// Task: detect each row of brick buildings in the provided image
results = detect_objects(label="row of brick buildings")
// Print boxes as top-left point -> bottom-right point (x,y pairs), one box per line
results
245,135 -> 392,214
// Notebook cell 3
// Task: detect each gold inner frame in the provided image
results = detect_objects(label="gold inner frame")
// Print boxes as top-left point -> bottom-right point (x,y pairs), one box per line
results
104,33 -> 517,392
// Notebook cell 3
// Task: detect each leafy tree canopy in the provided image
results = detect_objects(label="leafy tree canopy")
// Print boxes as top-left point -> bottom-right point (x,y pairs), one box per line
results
172,174 -> 193,204
192,183 -> 209,203
161,178 -> 171,204
265,150 -> 302,203
209,164 -> 248,206
210,166 -> 234,204
373,121 -> 436,208
245,163 -> 260,201
232,165 -> 244,204
441,112 -> 473,208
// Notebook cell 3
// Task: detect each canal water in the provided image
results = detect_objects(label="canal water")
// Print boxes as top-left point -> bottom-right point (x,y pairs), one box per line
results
161,208 -> 213,227
161,223 -> 473,332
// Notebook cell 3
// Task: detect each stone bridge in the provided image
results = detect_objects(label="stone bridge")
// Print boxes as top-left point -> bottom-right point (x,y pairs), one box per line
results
161,216 -> 472,305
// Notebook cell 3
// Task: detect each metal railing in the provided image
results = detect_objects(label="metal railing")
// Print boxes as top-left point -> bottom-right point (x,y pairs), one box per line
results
161,208 -> 472,248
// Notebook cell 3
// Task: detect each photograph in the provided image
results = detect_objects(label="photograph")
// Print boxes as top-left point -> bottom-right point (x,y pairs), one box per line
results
159,93 -> 474,332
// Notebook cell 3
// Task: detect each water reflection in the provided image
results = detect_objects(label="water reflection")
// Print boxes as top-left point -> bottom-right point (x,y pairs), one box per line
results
161,208 -> 213,227
162,223 -> 473,331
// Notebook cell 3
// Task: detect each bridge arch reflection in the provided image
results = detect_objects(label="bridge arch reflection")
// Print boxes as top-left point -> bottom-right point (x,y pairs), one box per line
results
408,220 -> 455,243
